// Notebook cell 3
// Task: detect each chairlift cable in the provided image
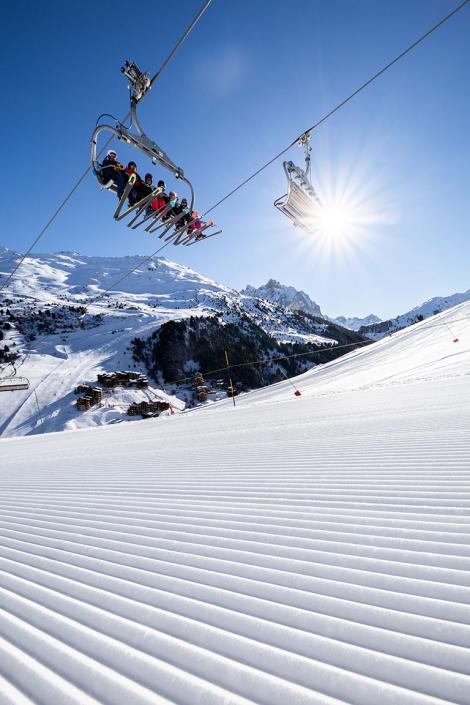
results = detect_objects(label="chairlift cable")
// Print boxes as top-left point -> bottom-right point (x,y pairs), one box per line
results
0,0 -> 213,295
88,0 -> 470,299
296,0 -> 470,144
1,0 -> 467,301
203,0 -> 470,217
147,0 -> 213,89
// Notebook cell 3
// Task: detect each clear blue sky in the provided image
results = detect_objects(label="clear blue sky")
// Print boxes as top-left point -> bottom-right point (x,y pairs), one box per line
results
1,0 -> 469,319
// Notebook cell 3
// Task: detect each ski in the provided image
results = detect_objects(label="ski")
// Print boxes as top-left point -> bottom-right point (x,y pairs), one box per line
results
113,173 -> 137,220
185,229 -> 222,245
178,220 -> 214,245
144,203 -> 173,232
152,211 -> 188,239
127,187 -> 163,228
116,183 -> 162,222
133,204 -> 167,232
147,208 -> 188,235
165,216 -> 200,245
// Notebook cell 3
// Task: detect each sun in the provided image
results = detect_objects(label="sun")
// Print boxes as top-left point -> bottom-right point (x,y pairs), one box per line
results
295,164 -> 398,260
315,202 -> 357,240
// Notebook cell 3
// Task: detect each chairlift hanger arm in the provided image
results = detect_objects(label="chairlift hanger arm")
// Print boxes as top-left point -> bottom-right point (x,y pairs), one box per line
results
121,61 -> 151,104
91,59 -> 195,211
90,121 -> 194,211
283,160 -> 317,199
91,124 -> 181,178
297,132 -> 312,180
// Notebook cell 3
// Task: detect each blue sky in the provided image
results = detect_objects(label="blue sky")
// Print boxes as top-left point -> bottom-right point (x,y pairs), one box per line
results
1,0 -> 469,319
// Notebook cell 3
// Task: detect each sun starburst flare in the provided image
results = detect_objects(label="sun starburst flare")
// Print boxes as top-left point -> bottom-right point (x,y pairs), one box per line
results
294,163 -> 399,263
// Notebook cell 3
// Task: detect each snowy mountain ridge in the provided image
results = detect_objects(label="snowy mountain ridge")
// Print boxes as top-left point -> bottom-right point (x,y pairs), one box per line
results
333,313 -> 382,331
0,248 -> 349,346
242,278 -> 380,330
242,279 -> 323,317
359,288 -> 470,339
244,276 -> 470,335
0,247 -> 365,437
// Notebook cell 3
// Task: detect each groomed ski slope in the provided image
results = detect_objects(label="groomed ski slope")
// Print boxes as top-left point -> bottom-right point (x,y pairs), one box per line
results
0,302 -> 470,704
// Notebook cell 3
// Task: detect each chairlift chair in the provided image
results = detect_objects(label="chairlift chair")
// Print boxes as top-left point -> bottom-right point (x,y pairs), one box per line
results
0,377 -> 30,392
0,362 -> 30,392
90,61 -> 220,245
274,133 -> 322,233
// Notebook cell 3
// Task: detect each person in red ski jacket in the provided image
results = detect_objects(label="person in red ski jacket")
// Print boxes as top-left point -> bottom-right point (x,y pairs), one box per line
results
150,180 -> 169,212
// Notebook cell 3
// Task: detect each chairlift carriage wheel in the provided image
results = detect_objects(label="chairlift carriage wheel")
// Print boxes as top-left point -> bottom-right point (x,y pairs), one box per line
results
274,132 -> 322,233
90,61 -> 220,246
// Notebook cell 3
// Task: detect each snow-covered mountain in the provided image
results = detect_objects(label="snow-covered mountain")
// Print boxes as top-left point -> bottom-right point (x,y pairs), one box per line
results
242,277 -> 381,331
0,248 -> 346,346
243,276 -> 470,337
359,288 -> 470,339
334,314 -> 381,331
0,248 -> 365,437
242,279 -> 323,317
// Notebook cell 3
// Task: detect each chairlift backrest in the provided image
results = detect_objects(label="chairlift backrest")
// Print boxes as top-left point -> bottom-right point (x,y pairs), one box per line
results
274,161 -> 321,233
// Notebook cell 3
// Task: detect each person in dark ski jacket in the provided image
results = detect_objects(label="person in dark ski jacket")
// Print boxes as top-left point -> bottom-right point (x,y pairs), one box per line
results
125,162 -> 143,206
100,150 -> 127,198
161,192 -> 179,222
173,197 -> 191,230
138,173 -> 154,200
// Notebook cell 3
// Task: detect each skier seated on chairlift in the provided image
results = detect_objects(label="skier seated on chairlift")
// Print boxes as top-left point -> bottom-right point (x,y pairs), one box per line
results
100,149 -> 127,198
124,162 -> 143,206
187,211 -> 213,239
174,196 -> 189,216
173,197 -> 191,228
149,180 -> 169,214
138,173 -> 154,200
162,192 -> 178,221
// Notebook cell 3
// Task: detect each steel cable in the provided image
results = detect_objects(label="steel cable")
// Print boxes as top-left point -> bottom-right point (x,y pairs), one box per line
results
72,0 -> 470,300
203,0 -> 470,216
0,0 -> 213,294
1,0 -> 468,305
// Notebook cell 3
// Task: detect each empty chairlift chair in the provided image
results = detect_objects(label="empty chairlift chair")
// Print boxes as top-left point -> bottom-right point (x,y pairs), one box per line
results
274,133 -> 322,233
0,376 -> 29,392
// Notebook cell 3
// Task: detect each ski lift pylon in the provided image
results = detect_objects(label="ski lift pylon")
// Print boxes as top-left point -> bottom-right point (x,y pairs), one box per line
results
274,132 -> 322,233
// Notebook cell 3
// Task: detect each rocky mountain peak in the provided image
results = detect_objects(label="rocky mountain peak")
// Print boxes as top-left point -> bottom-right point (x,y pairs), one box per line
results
241,280 -> 323,318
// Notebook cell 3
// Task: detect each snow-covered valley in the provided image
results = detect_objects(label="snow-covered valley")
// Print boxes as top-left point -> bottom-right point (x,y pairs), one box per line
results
0,293 -> 469,704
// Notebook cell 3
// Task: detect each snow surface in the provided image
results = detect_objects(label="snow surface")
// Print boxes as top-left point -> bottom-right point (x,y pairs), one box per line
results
0,300 -> 469,703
